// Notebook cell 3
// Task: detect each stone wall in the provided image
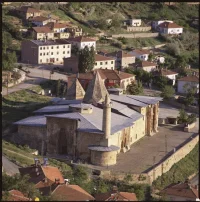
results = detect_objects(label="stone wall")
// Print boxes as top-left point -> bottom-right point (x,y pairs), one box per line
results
111,33 -> 159,39
126,26 -> 151,32
18,125 -> 46,154
146,133 -> 199,184
90,150 -> 118,166
184,122 -> 196,132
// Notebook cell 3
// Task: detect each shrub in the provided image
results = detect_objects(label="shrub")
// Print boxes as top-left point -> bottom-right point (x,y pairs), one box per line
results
177,109 -> 188,124
186,114 -> 197,124
160,85 -> 175,100
126,81 -> 143,95
166,42 -> 180,56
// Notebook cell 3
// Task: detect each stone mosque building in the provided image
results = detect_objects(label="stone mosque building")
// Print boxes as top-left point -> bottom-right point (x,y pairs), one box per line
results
14,72 -> 162,166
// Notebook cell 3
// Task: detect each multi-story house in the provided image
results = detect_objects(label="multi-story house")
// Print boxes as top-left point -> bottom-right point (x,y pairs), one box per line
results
106,50 -> 135,69
66,25 -> 82,37
157,21 -> 183,35
152,20 -> 174,30
128,49 -> 151,61
31,27 -> 54,40
30,16 -> 56,27
129,19 -> 142,26
131,61 -> 158,73
63,54 -> 115,73
67,36 -> 96,50
17,6 -> 41,20
21,39 -> 71,64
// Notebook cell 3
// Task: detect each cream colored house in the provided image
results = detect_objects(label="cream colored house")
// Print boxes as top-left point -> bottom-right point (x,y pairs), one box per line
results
128,49 -> 151,61
17,6 -> 41,20
94,54 -> 115,70
129,19 -> 142,26
21,39 -> 71,64
158,22 -> 183,35
131,61 -> 157,73
32,27 -> 54,40
106,50 -> 135,69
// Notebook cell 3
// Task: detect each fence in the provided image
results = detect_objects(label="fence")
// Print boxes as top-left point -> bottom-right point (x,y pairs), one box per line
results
111,33 -> 159,39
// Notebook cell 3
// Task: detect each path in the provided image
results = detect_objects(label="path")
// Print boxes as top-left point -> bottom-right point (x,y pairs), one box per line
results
2,155 -> 20,176
2,64 -> 68,96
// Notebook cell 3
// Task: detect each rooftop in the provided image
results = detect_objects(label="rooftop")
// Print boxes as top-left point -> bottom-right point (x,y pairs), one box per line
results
160,69 -> 178,76
178,75 -> 199,82
32,26 -> 53,33
129,49 -> 151,55
30,16 -> 49,22
134,61 -> 157,67
18,6 -> 40,13
33,105 -> 70,114
67,36 -> 96,43
158,21 -> 183,29
45,22 -> 68,29
51,184 -> 95,201
95,54 -> 114,61
30,39 -> 70,46
161,181 -> 199,199
5,190 -> 30,201
107,50 -> 134,58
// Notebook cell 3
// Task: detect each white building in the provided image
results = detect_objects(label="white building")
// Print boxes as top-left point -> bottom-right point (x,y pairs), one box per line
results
128,49 -> 151,61
131,61 -> 157,73
45,22 -> 68,33
158,22 -> 183,35
30,16 -> 56,27
160,69 -> 178,85
152,20 -> 173,30
129,19 -> 142,26
67,36 -> 96,50
21,39 -> 71,64
94,54 -> 115,70
177,75 -> 199,94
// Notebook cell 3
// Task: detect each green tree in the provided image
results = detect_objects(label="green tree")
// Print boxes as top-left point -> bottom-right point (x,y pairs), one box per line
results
183,83 -> 197,106
123,173 -> 133,184
148,53 -> 154,62
73,166 -> 88,184
78,46 -> 95,73
177,109 -> 188,124
160,85 -> 175,99
126,81 -> 143,95
2,51 -> 17,71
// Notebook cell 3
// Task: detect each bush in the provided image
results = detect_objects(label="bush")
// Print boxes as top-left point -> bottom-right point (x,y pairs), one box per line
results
126,81 -> 143,95
186,114 -> 197,124
160,85 -> 175,99
177,108 -> 188,124
166,42 -> 180,56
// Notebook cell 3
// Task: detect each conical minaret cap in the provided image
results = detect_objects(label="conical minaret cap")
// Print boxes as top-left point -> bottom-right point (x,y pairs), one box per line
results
66,78 -> 85,100
83,71 -> 109,104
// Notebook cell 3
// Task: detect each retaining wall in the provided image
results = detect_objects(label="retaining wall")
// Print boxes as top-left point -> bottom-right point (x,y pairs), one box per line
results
146,133 -> 199,184
112,33 -> 159,39
126,26 -> 151,32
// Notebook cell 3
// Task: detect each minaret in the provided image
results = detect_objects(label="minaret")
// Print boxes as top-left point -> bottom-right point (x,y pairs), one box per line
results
102,94 -> 112,139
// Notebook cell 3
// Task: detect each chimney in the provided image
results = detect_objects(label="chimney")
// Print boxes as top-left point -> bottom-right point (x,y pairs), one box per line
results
55,178 -> 60,184
64,179 -> 69,185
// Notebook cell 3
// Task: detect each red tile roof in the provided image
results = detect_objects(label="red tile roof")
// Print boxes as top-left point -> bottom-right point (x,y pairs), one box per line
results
161,181 -> 199,199
32,26 -> 53,33
30,16 -> 49,22
158,22 -> 183,29
6,190 -> 31,201
107,50 -> 134,58
130,49 -> 151,55
18,6 -> 40,13
95,191 -> 138,201
69,69 -> 135,81
67,36 -> 96,43
137,61 -> 157,67
95,54 -> 115,61
51,184 -> 95,201
160,69 -> 178,76
178,75 -> 199,82
45,22 -> 68,29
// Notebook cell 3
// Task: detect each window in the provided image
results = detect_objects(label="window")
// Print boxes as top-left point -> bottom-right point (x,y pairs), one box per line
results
100,62 -> 103,65
47,47 -> 49,49
67,51 -> 69,54
63,51 -> 65,54
51,52 -> 53,55
67,45 -> 70,48
43,53 -> 45,56
40,59 -> 42,63
136,134 -> 137,139
46,58 -> 48,62
105,62 -> 108,65
63,45 -> 65,48
57,46 -> 59,49
43,47 -> 45,50
51,46 -> 53,49
47,52 -> 48,55
95,62 -> 97,65
57,52 -> 59,55
56,58 -> 58,61
111,61 -> 113,64
40,53 -> 42,56
40,47 -> 42,50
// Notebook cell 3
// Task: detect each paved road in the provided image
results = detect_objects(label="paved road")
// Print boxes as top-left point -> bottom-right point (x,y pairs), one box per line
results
2,64 -> 68,96
2,155 -> 20,176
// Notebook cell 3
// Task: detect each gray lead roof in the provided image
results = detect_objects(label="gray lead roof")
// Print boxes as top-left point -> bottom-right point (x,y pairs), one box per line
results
126,95 -> 162,105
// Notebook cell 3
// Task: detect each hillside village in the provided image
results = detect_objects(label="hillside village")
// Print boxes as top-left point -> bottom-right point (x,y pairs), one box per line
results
2,2 -> 199,201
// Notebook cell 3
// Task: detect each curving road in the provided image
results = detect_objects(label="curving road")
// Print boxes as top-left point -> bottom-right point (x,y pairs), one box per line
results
2,155 -> 20,176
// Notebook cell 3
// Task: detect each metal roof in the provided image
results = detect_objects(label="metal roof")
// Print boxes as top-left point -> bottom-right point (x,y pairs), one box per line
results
127,95 -> 162,105
110,94 -> 147,107
69,103 -> 93,109
88,145 -> 120,152
31,39 -> 70,46
52,99 -> 82,105
14,116 -> 46,127
33,105 -> 70,114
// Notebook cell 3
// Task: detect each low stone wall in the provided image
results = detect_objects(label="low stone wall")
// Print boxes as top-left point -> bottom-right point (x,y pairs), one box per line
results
146,133 -> 199,184
141,44 -> 166,50
126,26 -> 151,32
111,33 -> 159,39
100,170 -> 151,184
7,71 -> 26,87
184,122 -> 196,132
